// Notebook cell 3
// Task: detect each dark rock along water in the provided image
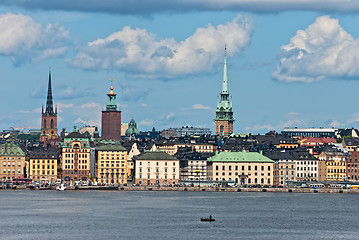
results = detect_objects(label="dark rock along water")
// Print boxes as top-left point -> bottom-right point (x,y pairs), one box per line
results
0,191 -> 358,240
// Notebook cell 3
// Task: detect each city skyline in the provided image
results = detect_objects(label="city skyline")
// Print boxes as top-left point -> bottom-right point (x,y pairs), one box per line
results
2,2 -> 359,133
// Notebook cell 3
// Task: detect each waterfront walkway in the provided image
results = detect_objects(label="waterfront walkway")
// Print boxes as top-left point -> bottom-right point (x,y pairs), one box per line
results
3,185 -> 359,193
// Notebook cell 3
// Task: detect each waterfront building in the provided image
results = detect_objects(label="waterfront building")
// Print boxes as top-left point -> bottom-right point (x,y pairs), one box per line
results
101,80 -> 121,140
175,147 -> 208,181
0,142 -> 26,181
162,126 -> 211,138
134,151 -> 180,185
207,151 -> 274,185
40,70 -> 58,142
95,144 -> 128,184
125,118 -> 140,136
265,151 -> 296,186
318,151 -> 347,181
292,149 -> 319,182
61,128 -> 91,181
214,47 -> 234,137
29,147 -> 59,183
125,142 -> 141,180
347,151 -> 359,181
281,128 -> 338,138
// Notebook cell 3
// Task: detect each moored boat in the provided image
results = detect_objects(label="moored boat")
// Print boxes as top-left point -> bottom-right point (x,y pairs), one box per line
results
56,184 -> 66,191
201,215 -> 215,222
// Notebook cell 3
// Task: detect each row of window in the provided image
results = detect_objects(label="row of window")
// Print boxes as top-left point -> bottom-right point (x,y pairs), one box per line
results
139,167 -> 176,173
64,165 -> 88,169
139,161 -> 177,166
216,171 -> 270,176
3,169 -> 21,173
63,148 -> 88,152
138,174 -> 176,179
32,170 -> 55,175
215,165 -> 271,171
328,169 -> 345,173
2,162 -> 21,166
32,165 -> 55,169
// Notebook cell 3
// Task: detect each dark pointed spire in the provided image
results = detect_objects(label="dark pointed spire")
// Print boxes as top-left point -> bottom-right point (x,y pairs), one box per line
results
45,67 -> 55,115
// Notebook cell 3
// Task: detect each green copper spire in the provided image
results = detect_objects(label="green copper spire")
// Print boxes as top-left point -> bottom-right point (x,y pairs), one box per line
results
215,46 -> 234,122
221,45 -> 228,94
106,78 -> 117,110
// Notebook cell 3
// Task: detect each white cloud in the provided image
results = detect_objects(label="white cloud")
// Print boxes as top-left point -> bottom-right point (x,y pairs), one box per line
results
141,103 -> 148,107
18,108 -> 42,114
4,1 -> 359,14
140,119 -> 154,127
244,112 -> 307,133
70,15 -> 253,78
192,104 -> 210,110
273,15 -> 359,83
0,13 -> 69,64
81,102 -> 101,109
74,117 -> 100,127
57,103 -> 74,113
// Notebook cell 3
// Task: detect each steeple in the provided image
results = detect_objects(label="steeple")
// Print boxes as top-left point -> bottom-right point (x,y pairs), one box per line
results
221,45 -> 228,95
214,45 -> 235,137
106,78 -> 117,110
45,68 -> 55,116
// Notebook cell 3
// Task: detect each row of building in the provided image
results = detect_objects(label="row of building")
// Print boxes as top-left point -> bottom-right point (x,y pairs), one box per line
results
2,128 -> 359,186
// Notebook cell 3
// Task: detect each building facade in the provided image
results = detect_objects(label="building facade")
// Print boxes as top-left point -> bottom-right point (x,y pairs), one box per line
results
318,151 -> 347,181
95,144 -> 128,184
61,130 -> 91,181
0,143 -> 26,181
347,151 -> 359,181
40,70 -> 58,142
134,152 -> 180,185
101,81 -> 122,140
207,151 -> 274,185
29,147 -> 59,183
214,48 -> 234,137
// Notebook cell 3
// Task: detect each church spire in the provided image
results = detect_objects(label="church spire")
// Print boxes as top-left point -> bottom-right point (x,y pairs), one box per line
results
221,45 -> 228,94
45,68 -> 55,115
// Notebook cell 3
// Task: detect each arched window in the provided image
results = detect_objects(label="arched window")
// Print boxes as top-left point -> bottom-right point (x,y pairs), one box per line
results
51,119 -> 54,129
220,125 -> 224,134
44,119 -> 47,129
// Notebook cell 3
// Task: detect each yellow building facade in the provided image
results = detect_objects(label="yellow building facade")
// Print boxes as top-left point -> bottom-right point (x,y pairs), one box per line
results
96,144 -> 128,184
207,151 -> 274,185
0,142 -> 26,181
318,152 -> 347,181
29,147 -> 59,183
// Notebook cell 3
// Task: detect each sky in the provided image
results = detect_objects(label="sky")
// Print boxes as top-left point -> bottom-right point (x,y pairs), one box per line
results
2,1 -> 359,134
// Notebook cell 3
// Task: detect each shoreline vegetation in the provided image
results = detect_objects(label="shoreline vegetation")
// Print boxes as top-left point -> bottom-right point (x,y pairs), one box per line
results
2,185 -> 358,193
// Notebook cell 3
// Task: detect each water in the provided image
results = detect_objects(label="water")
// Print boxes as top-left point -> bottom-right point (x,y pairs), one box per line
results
0,191 -> 358,240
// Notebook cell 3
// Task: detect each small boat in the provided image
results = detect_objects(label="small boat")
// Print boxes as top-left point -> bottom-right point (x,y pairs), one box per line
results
201,216 -> 215,222
56,184 -> 66,191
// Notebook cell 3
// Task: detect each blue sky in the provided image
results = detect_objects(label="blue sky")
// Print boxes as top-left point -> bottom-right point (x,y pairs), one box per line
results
2,1 -> 359,134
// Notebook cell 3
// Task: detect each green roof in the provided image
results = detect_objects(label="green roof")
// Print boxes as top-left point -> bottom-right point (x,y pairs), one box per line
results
0,143 -> 25,156
135,151 -> 178,161
208,151 -> 274,163
96,144 -> 127,151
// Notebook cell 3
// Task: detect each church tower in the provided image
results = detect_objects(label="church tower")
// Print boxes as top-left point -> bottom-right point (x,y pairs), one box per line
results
40,69 -> 58,142
101,79 -> 122,140
214,46 -> 234,137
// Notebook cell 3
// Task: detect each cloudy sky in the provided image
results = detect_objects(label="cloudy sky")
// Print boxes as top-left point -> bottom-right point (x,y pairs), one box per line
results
2,1 -> 359,134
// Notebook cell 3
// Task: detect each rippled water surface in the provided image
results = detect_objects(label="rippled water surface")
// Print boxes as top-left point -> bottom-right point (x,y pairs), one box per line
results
0,190 -> 358,240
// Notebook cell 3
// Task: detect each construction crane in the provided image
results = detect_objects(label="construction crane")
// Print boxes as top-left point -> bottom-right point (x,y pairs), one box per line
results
10,123 -> 38,133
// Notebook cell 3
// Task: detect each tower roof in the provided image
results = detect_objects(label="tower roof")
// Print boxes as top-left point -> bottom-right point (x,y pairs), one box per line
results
45,69 -> 55,115
221,46 -> 228,95
106,78 -> 117,110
